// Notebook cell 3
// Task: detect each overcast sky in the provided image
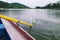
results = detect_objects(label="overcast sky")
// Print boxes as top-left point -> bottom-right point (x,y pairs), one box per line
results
0,0 -> 60,8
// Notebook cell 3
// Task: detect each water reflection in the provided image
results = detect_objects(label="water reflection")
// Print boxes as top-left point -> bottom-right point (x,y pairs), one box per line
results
47,10 -> 60,18
0,9 -> 60,40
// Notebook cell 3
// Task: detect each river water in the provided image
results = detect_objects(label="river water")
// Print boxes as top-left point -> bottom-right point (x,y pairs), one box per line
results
0,9 -> 60,40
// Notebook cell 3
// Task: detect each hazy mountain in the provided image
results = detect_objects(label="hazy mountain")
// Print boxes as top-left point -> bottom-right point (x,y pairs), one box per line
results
0,1 -> 30,8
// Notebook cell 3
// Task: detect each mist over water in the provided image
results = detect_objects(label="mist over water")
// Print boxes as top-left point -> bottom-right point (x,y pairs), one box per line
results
0,9 -> 60,40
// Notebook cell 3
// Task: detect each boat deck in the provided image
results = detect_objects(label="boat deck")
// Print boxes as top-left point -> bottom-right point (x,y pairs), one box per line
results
1,19 -> 35,40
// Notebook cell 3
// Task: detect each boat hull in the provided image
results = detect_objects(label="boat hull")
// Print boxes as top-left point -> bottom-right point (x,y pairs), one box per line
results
1,19 -> 35,40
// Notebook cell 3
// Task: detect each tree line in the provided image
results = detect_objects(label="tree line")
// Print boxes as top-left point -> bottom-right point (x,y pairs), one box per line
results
0,1 -> 30,9
36,2 -> 60,9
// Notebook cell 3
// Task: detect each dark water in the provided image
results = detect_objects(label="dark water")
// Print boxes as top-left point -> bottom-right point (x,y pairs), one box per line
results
0,9 -> 60,40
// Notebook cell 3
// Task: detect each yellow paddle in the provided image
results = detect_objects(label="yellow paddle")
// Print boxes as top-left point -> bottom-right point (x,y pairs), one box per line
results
0,14 -> 33,27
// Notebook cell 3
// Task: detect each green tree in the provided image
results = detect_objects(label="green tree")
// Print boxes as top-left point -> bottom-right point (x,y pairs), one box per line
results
0,1 -> 30,8
0,1 -> 9,8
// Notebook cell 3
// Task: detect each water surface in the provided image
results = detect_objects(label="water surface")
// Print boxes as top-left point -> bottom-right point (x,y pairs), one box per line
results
0,9 -> 60,40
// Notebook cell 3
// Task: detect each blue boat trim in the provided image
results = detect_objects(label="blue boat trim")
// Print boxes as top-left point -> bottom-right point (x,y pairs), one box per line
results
0,19 -> 11,40
0,19 -> 3,24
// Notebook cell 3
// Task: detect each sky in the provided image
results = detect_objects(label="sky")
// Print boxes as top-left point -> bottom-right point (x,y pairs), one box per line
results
0,0 -> 60,8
